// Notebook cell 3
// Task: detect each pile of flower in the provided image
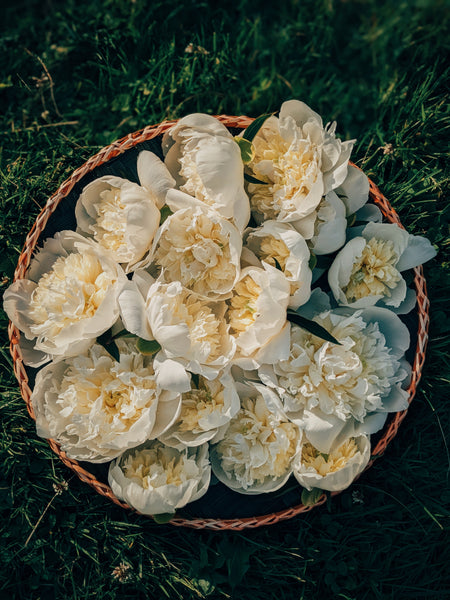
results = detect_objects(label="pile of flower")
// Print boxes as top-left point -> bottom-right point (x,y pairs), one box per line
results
4,100 -> 436,517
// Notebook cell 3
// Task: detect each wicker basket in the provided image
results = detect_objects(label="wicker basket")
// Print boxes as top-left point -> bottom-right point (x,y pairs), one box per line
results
8,116 -> 430,530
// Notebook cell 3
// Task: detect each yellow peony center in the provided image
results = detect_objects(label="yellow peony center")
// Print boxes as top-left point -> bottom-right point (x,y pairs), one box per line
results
91,187 -> 129,255
249,126 -> 321,220
154,211 -> 236,297
227,275 -> 261,335
344,238 -> 401,301
123,445 -> 197,488
258,235 -> 290,271
179,149 -> 210,204
178,377 -> 225,432
59,352 -> 157,430
301,439 -> 359,477
160,287 -> 225,364
216,396 -> 299,486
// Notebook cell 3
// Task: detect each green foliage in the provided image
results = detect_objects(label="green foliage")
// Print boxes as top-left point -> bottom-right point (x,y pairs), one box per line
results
287,311 -> 341,345
0,0 -> 448,598
136,338 -> 162,356
234,136 -> 254,163
241,112 -> 273,142
301,487 -> 324,507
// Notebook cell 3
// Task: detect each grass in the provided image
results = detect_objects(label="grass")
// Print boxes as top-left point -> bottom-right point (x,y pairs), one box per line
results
0,0 -> 449,598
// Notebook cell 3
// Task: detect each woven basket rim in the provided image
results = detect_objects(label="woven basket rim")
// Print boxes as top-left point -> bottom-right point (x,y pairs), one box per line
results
8,115 -> 430,530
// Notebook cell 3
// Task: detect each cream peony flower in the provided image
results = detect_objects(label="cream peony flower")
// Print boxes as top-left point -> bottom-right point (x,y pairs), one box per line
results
3,231 -> 127,366
210,381 -> 301,494
75,175 -> 161,272
328,222 -> 437,312
108,440 -> 210,515
328,223 -> 436,314
159,370 -> 240,449
259,307 -> 411,453
293,434 -> 371,492
162,113 -> 250,231
119,278 -> 236,391
151,201 -> 242,299
226,263 -> 291,369
31,340 -> 181,463
246,100 -> 354,228
244,220 -> 312,308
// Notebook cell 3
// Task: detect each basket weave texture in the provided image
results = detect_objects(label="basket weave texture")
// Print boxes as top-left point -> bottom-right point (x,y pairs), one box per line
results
8,116 -> 430,530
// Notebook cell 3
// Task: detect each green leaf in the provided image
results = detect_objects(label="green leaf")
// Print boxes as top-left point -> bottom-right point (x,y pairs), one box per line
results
244,172 -> 268,185
287,311 -> 341,345
234,137 -> 254,164
273,258 -> 282,271
136,338 -> 162,355
152,512 -> 175,524
97,329 -> 121,361
191,373 -> 200,388
346,213 -> 356,227
308,252 -> 317,270
242,113 -> 273,142
97,328 -> 113,345
110,328 -> 136,341
160,205 -> 173,225
315,254 -> 334,270
301,487 -> 323,507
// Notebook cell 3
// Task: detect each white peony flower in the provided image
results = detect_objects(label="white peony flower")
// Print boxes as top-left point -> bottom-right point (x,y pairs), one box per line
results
108,440 -> 210,515
151,200 -> 242,300
246,100 -> 354,227
162,113 -> 250,231
259,307 -> 410,453
226,263 -> 291,368
75,175 -> 161,272
3,231 -> 127,366
244,220 -> 312,308
31,340 -> 181,463
328,222 -> 437,312
293,434 -> 371,492
159,370 -> 240,449
210,381 -> 301,494
119,278 -> 236,391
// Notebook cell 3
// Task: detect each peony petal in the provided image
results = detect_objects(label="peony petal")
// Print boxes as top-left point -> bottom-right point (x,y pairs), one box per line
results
323,139 -> 354,192
3,279 -> 39,339
292,211 -> 317,240
354,203 -> 383,223
335,164 -> 370,215
387,287 -> 417,315
328,237 -> 368,305
356,306 -> 410,358
137,151 -> 176,209
302,409 -> 348,454
361,222 -> 409,259
395,234 -> 437,272
279,99 -> 323,129
118,281 -> 153,340
153,354 -> 191,393
149,395 -> 182,438
312,216 -> 347,255
295,288 -> 332,320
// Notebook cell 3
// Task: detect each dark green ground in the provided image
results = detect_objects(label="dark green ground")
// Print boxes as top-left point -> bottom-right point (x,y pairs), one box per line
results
0,1 -> 449,598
